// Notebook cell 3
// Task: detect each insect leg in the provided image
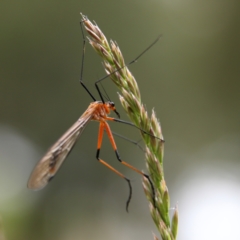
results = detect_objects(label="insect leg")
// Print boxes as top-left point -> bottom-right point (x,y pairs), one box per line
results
96,122 -> 132,212
106,117 -> 164,142
93,36 -> 162,97
103,121 -> 156,207
79,19 -> 96,101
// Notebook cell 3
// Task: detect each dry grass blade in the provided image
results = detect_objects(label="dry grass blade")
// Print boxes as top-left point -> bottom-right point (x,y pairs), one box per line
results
81,13 -> 178,240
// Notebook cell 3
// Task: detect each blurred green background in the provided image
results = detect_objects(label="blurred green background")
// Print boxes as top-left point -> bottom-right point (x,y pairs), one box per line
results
0,0 -> 240,240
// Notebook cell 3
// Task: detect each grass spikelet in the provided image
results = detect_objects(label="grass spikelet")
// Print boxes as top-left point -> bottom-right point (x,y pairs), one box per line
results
81,13 -> 178,240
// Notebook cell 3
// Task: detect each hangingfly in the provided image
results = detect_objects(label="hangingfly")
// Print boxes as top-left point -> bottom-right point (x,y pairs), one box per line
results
27,101 -> 119,190
27,16 -> 160,211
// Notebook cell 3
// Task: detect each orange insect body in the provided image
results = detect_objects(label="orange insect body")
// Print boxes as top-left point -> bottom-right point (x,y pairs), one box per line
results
90,101 -> 115,121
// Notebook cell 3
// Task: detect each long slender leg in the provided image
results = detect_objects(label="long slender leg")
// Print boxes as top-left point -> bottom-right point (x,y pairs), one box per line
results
81,14 -> 161,103
102,121 -> 156,207
111,131 -> 145,152
94,36 -> 162,92
106,116 -> 164,142
96,122 -> 132,211
79,20 -> 96,101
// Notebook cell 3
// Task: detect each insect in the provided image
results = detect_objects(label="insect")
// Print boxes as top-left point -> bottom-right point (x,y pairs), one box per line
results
28,17 -> 160,211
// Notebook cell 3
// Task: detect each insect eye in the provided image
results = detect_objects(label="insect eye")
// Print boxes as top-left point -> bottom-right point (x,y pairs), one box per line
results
110,102 -> 115,107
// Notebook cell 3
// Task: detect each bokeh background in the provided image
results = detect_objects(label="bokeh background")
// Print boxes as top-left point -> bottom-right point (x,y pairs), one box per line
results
1,1 -> 240,240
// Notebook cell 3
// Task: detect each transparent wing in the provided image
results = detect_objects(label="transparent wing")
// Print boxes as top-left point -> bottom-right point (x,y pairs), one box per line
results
27,115 -> 92,190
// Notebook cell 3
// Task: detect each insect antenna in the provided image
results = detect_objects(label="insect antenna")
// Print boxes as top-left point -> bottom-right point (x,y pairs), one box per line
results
100,81 -> 121,119
100,82 -> 111,102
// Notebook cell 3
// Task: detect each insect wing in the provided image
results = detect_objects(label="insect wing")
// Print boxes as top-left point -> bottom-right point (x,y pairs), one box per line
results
27,116 -> 91,190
